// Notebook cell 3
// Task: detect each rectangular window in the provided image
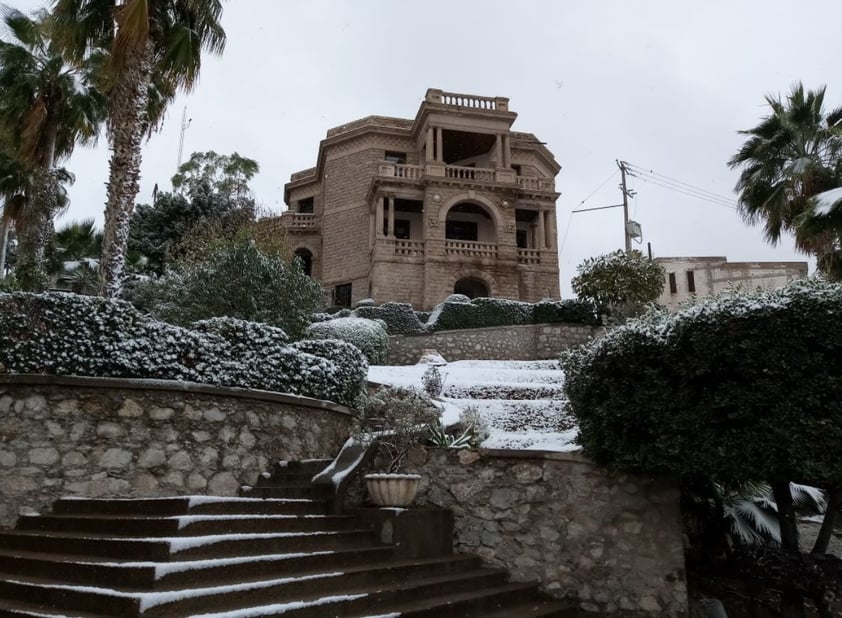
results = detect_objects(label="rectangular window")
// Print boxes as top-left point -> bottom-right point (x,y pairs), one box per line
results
334,283 -> 352,308
445,220 -> 478,241
668,273 -> 677,294
516,229 -> 528,249
394,219 -> 411,240
298,197 -> 314,214
687,270 -> 696,293
384,151 -> 407,164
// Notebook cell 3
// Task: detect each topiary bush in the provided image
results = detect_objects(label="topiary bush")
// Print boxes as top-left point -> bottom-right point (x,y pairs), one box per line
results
305,316 -> 389,365
0,292 -> 366,408
533,299 -> 598,326
561,277 -> 842,564
353,302 -> 425,335
426,296 -> 595,331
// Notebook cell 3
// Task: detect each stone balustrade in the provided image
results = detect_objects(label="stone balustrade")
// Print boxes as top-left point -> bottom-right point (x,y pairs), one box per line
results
280,212 -> 317,229
516,176 -> 556,192
377,163 -> 424,180
394,240 -> 425,256
517,248 -> 542,264
444,240 -> 498,259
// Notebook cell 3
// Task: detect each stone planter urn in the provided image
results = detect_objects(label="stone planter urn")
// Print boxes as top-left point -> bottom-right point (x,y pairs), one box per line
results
365,473 -> 422,507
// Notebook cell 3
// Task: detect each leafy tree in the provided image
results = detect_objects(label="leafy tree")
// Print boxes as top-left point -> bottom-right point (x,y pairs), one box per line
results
52,0 -> 227,298
49,218 -> 102,293
125,223 -> 323,339
570,249 -> 664,318
0,6 -> 104,290
562,278 -> 842,617
171,150 -> 259,213
729,83 -> 842,272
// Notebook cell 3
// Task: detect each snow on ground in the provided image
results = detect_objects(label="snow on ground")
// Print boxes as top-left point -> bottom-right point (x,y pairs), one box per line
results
368,359 -> 581,453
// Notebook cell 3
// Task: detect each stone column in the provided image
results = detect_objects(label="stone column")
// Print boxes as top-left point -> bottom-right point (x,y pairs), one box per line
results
376,197 -> 384,237
537,210 -> 546,249
502,134 -> 511,168
495,134 -> 503,168
426,127 -> 434,162
547,210 -> 557,249
435,127 -> 444,162
387,195 -> 395,237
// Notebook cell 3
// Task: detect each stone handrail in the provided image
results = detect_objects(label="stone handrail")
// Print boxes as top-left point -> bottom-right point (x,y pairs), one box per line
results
426,90 -> 507,111
394,240 -> 425,256
378,163 -> 424,180
445,165 -> 495,182
281,212 -> 317,228
517,248 -> 541,264
445,240 -> 498,258
516,176 -> 555,192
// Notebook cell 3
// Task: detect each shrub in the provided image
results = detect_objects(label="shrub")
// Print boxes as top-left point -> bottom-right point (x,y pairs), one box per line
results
561,278 -> 842,560
533,299 -> 598,326
289,339 -> 368,410
353,302 -> 425,335
571,249 -> 664,319
0,292 -> 365,408
426,296 -> 533,331
306,317 -> 389,365
421,365 -> 443,398
356,386 -> 440,472
124,235 -> 324,340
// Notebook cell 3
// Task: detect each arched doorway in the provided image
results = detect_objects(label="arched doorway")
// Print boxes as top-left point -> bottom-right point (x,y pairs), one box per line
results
294,248 -> 313,276
445,202 -> 496,242
454,277 -> 489,299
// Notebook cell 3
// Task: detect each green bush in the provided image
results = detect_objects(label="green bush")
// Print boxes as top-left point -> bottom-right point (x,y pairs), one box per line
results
306,316 -> 389,365
533,299 -> 598,325
427,296 -> 597,331
353,302 -> 425,335
571,249 -> 664,318
0,292 -> 366,408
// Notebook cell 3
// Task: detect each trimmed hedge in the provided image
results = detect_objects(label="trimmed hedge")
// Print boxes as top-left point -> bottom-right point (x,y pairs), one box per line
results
561,277 -> 842,487
427,297 -> 598,332
0,292 -> 367,409
305,316 -> 389,365
353,302 -> 426,335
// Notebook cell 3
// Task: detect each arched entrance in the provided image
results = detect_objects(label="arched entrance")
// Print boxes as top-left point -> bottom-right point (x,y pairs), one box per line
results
294,248 -> 313,276
445,202 -> 496,242
454,277 -> 489,299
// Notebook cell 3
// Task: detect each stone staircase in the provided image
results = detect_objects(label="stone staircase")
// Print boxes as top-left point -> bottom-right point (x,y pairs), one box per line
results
0,460 -> 575,617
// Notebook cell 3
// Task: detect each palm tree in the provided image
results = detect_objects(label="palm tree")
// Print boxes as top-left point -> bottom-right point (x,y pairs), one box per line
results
0,6 -> 104,290
728,83 -> 842,267
50,218 -> 102,293
51,0 -> 227,297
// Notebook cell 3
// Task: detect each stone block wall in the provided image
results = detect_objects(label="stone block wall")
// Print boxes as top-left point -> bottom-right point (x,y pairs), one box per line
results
414,448 -> 687,616
387,322 -> 602,365
0,375 -> 354,528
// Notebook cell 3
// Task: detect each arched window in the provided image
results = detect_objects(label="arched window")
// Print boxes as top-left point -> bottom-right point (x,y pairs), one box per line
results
294,248 -> 313,277
445,202 -> 496,242
453,277 -> 489,299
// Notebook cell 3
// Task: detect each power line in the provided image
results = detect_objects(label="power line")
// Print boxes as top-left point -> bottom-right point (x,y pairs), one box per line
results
623,161 -> 738,210
632,174 -> 738,210
625,161 -> 736,202
576,170 -> 618,207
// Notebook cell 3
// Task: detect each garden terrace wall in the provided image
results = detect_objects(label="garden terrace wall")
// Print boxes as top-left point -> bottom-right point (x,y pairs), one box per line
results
0,375 -> 354,528
413,448 -> 687,616
387,322 -> 602,365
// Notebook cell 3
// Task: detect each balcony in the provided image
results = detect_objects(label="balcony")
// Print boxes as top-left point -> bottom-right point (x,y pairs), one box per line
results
278,212 -> 318,231
374,163 -> 555,193
425,89 -> 509,112
517,248 -> 542,265
445,240 -> 498,259
394,240 -> 425,257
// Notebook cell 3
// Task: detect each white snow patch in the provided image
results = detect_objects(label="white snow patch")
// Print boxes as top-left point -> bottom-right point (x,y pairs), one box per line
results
186,496 -> 314,507
173,515 -> 326,529
812,187 -> 842,216
190,593 -> 368,618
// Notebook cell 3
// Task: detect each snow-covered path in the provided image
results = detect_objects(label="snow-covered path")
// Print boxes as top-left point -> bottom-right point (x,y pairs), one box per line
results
368,359 -> 581,452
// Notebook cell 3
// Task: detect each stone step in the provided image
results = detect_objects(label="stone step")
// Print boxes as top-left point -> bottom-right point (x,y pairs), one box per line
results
271,459 -> 331,477
0,528 -> 381,562
15,513 -> 358,537
444,382 -> 565,401
238,485 -> 316,499
447,398 -> 575,432
143,556 -> 491,617
51,497 -> 327,517
0,578 -> 138,616
254,475 -> 315,489
0,598 -> 110,617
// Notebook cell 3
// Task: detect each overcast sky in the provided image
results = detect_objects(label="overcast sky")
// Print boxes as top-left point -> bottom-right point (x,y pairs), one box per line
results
9,0 -> 842,295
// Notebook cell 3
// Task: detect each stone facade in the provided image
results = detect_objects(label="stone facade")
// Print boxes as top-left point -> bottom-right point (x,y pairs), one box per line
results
655,256 -> 807,311
0,376 -> 354,528
386,323 -> 602,365
268,89 -> 562,310
413,448 -> 688,616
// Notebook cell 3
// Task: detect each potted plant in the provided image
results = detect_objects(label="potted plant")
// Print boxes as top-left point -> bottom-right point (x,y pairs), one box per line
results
357,386 -> 439,507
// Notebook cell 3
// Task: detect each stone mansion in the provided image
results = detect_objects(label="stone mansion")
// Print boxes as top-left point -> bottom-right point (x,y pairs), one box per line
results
268,89 -> 561,309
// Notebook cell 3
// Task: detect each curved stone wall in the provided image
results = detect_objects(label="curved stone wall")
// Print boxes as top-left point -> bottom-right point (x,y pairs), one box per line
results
413,448 -> 687,616
0,375 -> 354,528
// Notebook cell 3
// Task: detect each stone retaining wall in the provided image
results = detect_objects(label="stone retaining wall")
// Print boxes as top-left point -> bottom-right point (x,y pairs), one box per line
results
413,448 -> 688,616
387,323 -> 602,364
0,375 -> 354,528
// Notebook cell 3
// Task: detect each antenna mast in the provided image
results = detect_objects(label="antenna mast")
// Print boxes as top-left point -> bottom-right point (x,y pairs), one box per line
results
177,107 -> 191,169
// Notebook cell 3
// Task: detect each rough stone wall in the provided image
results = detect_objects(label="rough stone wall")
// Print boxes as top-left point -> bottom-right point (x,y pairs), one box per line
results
387,322 -> 601,365
0,376 -> 354,528
414,448 -> 687,616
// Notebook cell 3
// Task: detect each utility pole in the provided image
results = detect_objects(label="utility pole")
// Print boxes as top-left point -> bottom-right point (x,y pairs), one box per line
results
618,160 -> 631,252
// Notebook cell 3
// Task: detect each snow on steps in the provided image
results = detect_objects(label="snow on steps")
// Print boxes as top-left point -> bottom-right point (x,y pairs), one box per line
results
0,486 -> 575,617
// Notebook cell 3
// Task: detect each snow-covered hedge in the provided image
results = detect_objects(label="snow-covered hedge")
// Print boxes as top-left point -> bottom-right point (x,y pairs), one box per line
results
305,317 -> 389,365
427,296 -> 598,331
0,293 -> 366,409
353,302 -> 426,335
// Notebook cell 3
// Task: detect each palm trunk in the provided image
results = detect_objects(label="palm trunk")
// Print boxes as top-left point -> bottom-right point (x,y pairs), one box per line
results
771,479 -> 806,618
99,43 -> 152,298
15,169 -> 59,292
812,486 -> 841,555
0,217 -> 10,278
